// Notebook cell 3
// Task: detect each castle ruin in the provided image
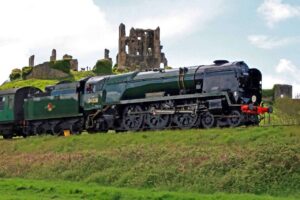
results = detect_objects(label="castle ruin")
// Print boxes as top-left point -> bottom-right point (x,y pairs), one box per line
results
117,23 -> 168,71
25,49 -> 79,79
274,84 -> 293,99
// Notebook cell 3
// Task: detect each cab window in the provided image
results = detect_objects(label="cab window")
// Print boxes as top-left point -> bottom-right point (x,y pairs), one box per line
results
0,96 -> 5,111
86,84 -> 96,94
86,80 -> 105,94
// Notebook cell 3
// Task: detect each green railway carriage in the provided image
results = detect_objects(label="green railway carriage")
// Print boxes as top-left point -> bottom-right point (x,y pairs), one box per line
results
24,82 -> 82,120
23,82 -> 84,136
0,87 -> 41,139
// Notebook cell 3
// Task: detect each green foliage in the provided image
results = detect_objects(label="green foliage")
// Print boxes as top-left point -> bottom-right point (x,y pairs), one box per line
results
71,70 -> 95,80
49,60 -> 71,74
0,70 -> 95,91
112,64 -> 130,74
9,68 -> 22,81
262,89 -> 274,98
272,98 -> 300,124
0,178 -> 294,200
21,66 -> 33,79
0,79 -> 58,91
0,126 -> 299,198
93,59 -> 112,75
165,66 -> 173,70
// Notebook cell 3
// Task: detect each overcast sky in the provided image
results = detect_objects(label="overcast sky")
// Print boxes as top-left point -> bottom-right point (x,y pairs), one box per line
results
0,0 -> 299,96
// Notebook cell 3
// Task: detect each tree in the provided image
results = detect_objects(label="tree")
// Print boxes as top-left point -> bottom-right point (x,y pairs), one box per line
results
93,59 -> 113,75
9,68 -> 22,81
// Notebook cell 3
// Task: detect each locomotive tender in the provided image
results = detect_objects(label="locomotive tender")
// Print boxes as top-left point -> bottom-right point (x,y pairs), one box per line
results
0,60 -> 271,139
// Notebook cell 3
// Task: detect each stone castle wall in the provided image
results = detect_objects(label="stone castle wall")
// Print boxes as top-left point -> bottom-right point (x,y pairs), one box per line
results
117,23 -> 168,71
274,84 -> 293,99
25,49 -> 78,79
26,62 -> 69,79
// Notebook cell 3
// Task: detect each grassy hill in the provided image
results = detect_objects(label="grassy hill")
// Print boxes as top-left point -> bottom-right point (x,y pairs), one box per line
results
0,126 -> 299,199
0,70 -> 95,91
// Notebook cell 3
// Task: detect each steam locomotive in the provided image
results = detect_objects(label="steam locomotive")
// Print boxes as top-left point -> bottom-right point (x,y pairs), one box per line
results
0,60 -> 271,139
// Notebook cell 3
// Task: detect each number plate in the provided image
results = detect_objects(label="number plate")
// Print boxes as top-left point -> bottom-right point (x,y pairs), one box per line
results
88,97 -> 99,103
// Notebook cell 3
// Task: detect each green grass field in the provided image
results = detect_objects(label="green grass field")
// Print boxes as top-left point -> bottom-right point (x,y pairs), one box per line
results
0,126 -> 299,199
0,178 -> 297,200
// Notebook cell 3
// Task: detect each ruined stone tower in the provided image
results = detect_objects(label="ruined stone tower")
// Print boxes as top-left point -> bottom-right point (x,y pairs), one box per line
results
117,23 -> 168,71
29,55 -> 35,67
273,84 -> 293,99
50,49 -> 56,62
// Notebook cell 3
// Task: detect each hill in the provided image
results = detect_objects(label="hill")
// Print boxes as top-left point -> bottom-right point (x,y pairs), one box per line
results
0,126 -> 299,199
0,70 -> 95,91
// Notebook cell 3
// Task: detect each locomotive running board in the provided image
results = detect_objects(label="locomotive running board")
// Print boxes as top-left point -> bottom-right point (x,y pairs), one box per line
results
128,109 -> 196,115
119,92 -> 241,107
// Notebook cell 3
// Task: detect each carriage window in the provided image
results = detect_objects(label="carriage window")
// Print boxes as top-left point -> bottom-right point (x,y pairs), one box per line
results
0,96 -> 5,111
8,96 -> 13,109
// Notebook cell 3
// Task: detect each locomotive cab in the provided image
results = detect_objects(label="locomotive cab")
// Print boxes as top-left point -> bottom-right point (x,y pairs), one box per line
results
83,76 -> 107,110
247,68 -> 262,105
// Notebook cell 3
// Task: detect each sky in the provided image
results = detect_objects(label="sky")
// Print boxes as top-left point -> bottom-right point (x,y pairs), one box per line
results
0,0 -> 299,96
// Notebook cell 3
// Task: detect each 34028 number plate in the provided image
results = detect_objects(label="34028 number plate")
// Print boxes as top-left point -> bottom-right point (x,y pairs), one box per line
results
88,97 -> 99,103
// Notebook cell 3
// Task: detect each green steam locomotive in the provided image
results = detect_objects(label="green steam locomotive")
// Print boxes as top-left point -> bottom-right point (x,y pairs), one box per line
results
0,60 -> 271,139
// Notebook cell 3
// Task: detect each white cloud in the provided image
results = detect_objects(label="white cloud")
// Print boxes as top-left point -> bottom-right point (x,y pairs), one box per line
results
134,3 -> 223,39
0,0 -> 226,84
263,59 -> 300,97
248,35 -> 300,49
275,58 -> 297,73
0,0 -> 116,83
258,0 -> 300,27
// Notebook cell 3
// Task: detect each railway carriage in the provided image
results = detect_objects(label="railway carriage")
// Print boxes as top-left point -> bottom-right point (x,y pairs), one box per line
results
0,87 -> 41,138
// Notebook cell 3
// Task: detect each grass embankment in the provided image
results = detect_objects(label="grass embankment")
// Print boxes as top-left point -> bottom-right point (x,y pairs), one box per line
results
260,98 -> 300,126
0,70 -> 95,91
0,126 -> 299,199
0,178 -> 296,200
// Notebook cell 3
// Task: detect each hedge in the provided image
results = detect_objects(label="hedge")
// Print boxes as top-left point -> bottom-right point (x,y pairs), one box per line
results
9,68 -> 22,81
21,66 -> 33,79
93,59 -> 112,75
49,60 -> 71,74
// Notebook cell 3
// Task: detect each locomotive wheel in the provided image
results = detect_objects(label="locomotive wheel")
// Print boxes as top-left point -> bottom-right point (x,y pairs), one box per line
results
51,124 -> 63,136
173,113 -> 198,129
146,104 -> 170,130
227,110 -> 243,127
122,105 -> 144,131
33,125 -> 44,135
201,112 -> 215,128
71,121 -> 83,135
2,130 -> 13,139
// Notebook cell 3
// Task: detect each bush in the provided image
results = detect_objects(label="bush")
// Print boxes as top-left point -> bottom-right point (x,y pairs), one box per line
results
9,68 -> 22,81
93,59 -> 112,75
112,64 -> 130,74
49,60 -> 71,74
21,66 -> 33,79
262,89 -> 274,98
273,98 -> 300,124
